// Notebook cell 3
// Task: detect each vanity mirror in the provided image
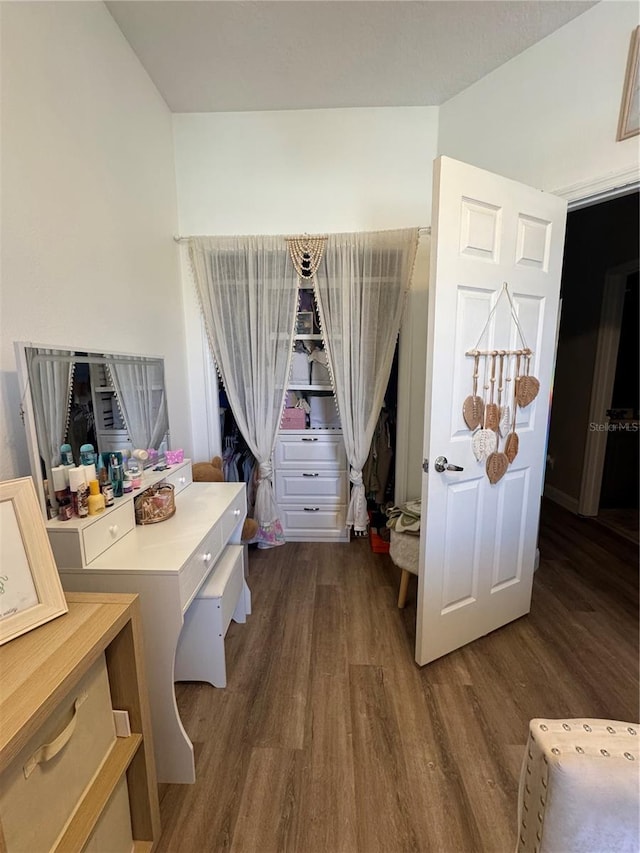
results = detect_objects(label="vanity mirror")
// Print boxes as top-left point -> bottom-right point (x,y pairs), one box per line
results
15,342 -> 170,519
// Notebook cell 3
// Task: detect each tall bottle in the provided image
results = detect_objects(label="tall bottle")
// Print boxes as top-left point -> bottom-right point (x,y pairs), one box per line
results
110,453 -> 124,498
97,453 -> 114,506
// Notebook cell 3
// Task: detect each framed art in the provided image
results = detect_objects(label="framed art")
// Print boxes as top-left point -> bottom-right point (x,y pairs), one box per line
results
0,477 -> 68,645
617,25 -> 640,141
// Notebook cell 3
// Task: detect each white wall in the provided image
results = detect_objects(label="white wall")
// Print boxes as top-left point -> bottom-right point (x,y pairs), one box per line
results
438,1 -> 639,196
1,2 -> 188,482
174,107 -> 438,479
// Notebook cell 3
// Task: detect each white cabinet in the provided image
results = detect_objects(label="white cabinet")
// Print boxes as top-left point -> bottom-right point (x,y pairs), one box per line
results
275,431 -> 349,542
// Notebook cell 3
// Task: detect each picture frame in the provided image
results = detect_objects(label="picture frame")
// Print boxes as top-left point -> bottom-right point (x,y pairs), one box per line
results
0,477 -> 68,645
617,25 -> 640,141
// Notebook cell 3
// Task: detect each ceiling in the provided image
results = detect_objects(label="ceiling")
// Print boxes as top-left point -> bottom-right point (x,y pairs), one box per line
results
106,0 -> 598,113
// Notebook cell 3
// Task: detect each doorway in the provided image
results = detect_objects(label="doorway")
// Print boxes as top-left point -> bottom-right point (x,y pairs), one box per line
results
544,191 -> 639,540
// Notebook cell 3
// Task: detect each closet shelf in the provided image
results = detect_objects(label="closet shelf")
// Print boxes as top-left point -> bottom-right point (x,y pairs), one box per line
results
288,383 -> 333,391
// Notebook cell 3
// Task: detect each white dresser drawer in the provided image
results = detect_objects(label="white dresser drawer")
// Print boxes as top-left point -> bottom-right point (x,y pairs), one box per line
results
0,655 -> 116,853
276,433 -> 346,469
162,461 -> 193,496
84,776 -> 134,853
279,504 -> 347,536
275,471 -> 348,504
83,501 -> 135,564
179,524 -> 224,612
220,487 -> 247,543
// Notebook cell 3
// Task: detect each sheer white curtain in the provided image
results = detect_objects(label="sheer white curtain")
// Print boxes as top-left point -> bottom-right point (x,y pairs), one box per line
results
188,235 -> 299,548
107,358 -> 168,451
27,347 -> 75,492
314,228 -> 418,531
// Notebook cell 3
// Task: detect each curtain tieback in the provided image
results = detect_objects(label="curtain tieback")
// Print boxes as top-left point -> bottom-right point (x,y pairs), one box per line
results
258,461 -> 273,482
349,468 -> 363,487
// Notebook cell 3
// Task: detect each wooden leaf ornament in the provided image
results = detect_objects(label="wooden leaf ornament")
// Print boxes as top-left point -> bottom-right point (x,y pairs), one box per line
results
486,451 -> 509,484
472,428 -> 497,462
484,403 -> 499,431
463,395 -> 484,430
504,431 -> 519,463
499,405 -> 511,438
516,375 -> 540,408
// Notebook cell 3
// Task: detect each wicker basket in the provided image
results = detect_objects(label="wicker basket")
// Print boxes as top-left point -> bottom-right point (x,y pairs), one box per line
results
134,482 -> 176,525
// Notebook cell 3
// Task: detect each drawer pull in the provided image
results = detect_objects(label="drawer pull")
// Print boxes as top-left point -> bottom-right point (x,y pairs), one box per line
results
109,525 -> 119,537
179,476 -> 186,484
233,508 -> 241,517
302,473 -> 319,477
303,507 -> 320,512
23,693 -> 88,779
203,552 -> 212,562
301,437 -> 319,442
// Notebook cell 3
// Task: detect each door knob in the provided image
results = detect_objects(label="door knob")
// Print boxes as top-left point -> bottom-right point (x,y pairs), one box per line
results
434,456 -> 464,473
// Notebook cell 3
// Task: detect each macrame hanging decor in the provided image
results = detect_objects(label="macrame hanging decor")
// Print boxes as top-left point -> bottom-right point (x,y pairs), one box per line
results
286,234 -> 327,280
463,283 -> 541,484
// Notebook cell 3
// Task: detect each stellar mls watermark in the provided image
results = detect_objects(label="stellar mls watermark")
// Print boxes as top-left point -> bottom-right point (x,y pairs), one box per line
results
589,422 -> 639,432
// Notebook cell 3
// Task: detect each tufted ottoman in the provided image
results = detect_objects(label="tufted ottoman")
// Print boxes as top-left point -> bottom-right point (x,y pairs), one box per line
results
389,529 -> 420,608
517,718 -> 640,853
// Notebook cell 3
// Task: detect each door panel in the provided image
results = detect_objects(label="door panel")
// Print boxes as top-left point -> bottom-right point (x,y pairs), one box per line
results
416,156 -> 567,666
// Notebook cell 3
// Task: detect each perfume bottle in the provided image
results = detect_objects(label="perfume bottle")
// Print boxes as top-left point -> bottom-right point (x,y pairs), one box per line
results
110,453 -> 124,498
88,480 -> 106,515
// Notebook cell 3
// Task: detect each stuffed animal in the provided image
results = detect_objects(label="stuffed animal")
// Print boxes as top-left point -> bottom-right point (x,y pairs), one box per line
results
191,456 -> 259,543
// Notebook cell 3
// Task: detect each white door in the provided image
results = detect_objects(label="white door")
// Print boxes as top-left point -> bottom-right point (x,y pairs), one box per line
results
416,156 -> 567,666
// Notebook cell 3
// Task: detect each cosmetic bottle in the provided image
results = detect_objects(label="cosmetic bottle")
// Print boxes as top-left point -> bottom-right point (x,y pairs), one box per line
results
67,466 -> 86,516
80,443 -> 95,466
60,443 -> 74,466
110,453 -> 124,498
76,481 -> 89,518
88,480 -> 106,515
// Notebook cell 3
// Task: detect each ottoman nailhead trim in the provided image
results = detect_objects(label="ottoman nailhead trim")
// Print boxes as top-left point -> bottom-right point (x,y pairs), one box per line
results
628,727 -> 637,735
540,724 -> 548,731
551,748 -> 560,755
600,749 -> 610,757
583,724 -> 592,732
576,746 -> 585,753
607,726 -> 616,734
624,752 -> 635,760
562,723 -> 571,731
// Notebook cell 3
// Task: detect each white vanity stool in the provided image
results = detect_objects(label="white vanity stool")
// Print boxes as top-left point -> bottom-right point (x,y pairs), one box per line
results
174,544 -> 246,688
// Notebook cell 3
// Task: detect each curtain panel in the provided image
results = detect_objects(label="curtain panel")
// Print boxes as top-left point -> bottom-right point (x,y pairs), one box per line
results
188,235 -> 299,548
108,358 -> 167,451
314,228 -> 419,531
27,348 -> 75,509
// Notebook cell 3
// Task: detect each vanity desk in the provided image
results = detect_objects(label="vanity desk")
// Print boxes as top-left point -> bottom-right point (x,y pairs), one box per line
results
53,461 -> 250,785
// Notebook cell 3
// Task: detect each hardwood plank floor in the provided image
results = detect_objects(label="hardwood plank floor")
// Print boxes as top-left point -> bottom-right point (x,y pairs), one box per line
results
157,501 -> 639,852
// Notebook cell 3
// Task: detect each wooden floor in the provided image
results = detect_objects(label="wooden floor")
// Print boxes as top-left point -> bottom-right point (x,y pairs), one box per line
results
157,501 -> 639,853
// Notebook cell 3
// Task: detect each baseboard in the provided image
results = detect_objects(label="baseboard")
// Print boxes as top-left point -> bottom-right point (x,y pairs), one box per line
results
544,485 -> 579,514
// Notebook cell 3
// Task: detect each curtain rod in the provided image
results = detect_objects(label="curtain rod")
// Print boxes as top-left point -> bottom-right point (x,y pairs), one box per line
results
173,226 -> 431,243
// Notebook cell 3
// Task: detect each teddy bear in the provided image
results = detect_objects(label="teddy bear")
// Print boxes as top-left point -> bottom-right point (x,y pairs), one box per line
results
191,456 -> 259,543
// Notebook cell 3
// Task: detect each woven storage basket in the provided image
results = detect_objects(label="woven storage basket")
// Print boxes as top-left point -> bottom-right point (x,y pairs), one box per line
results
134,482 -> 175,525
